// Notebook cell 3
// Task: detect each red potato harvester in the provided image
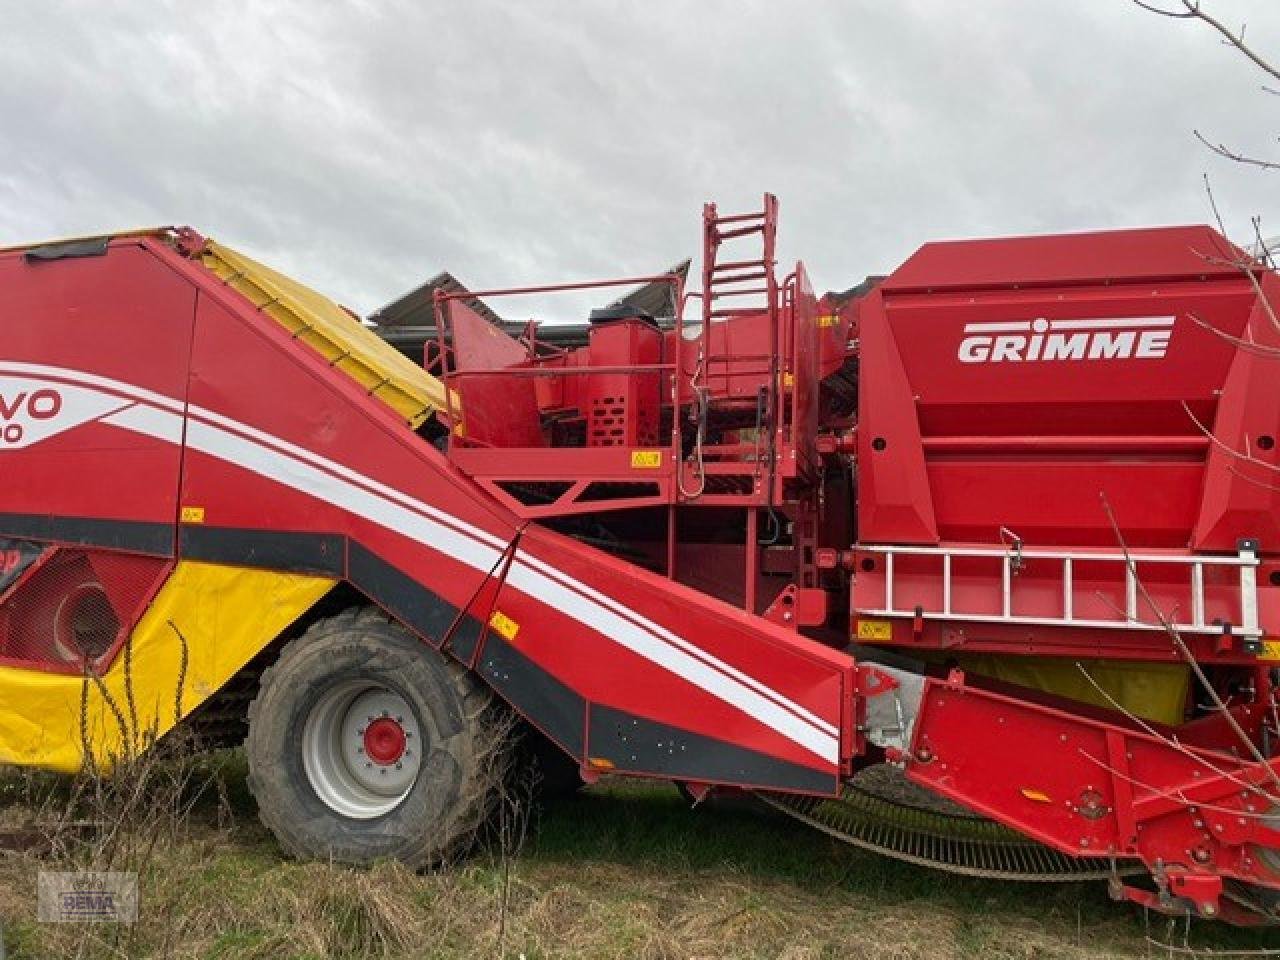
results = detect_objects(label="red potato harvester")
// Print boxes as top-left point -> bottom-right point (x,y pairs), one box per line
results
0,196 -> 1277,923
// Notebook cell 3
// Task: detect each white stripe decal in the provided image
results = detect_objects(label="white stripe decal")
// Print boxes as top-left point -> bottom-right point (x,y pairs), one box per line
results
0,362 -> 841,764
101,403 -> 185,445
960,321 -> 1033,334
962,316 -> 1176,334
1049,316 -> 1174,332
181,402 -> 840,743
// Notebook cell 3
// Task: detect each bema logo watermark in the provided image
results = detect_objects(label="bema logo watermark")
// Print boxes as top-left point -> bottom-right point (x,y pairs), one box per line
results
957,316 -> 1175,363
37,871 -> 137,923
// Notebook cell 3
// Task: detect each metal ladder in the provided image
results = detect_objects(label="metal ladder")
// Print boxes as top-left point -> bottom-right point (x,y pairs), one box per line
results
855,541 -> 1262,640
700,193 -> 780,325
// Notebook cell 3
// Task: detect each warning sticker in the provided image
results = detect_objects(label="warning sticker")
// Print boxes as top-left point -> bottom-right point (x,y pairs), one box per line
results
1259,639 -> 1280,663
630,450 -> 662,469
855,619 -> 893,642
489,610 -> 520,642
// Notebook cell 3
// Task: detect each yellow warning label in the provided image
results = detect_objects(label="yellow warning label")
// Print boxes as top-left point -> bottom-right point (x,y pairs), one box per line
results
1260,639 -> 1280,662
817,314 -> 839,328
630,450 -> 662,469
855,618 -> 893,642
489,610 -> 520,642
180,506 -> 206,524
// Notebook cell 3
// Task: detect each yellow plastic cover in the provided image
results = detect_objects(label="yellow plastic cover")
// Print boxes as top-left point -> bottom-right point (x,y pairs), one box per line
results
943,654 -> 1191,726
200,241 -> 451,428
0,562 -> 334,772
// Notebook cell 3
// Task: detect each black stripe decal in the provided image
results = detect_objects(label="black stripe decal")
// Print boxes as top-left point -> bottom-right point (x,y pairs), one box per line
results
348,541 -> 483,653
477,632 -> 586,759
0,512 -> 834,794
180,525 -> 344,575
588,704 -> 836,793
0,512 -> 173,556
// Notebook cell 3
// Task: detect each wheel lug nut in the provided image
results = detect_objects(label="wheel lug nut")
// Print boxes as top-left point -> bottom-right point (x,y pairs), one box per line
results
379,768 -> 387,775
356,746 -> 364,754
395,762 -> 403,770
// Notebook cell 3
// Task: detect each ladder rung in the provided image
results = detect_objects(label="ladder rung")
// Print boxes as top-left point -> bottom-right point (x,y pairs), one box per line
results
711,259 -> 768,273
716,223 -> 764,241
710,271 -> 769,286
712,210 -> 767,225
711,287 -> 769,300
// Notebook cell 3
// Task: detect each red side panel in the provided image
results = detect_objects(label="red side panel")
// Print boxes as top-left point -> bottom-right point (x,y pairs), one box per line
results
1193,270 -> 1280,550
858,226 -> 1269,550
167,252 -> 851,792
0,241 -> 193,545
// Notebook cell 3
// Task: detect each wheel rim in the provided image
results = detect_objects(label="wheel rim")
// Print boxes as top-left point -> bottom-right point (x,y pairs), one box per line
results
301,681 -> 422,819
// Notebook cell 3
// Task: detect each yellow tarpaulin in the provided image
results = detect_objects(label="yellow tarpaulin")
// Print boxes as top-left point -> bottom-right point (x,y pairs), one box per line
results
200,240 -> 451,428
0,562 -> 334,772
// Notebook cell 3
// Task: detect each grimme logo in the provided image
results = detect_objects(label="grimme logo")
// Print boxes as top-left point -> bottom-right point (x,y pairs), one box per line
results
0,388 -> 63,444
957,316 -> 1175,364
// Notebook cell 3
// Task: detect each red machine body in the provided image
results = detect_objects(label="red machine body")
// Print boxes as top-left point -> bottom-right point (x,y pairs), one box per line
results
2,196 -> 1278,923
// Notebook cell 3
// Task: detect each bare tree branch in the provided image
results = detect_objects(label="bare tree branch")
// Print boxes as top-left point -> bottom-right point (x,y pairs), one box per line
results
1134,1 -> 1280,83
1100,493 -> 1280,796
1193,129 -> 1280,171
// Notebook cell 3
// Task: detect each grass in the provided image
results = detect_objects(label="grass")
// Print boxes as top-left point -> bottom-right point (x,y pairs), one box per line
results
0,752 -> 1274,959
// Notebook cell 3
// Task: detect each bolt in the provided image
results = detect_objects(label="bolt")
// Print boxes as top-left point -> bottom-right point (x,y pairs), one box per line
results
380,768 -> 387,775
365,761 -> 373,768
405,731 -> 413,739
396,715 -> 404,723
356,747 -> 364,755
395,762 -> 403,770
1192,847 -> 1211,864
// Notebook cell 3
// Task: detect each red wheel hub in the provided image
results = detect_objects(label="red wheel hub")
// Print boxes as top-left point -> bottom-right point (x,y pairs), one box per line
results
363,716 -> 407,766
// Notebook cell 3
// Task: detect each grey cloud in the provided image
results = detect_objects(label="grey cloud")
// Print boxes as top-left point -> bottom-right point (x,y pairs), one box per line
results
1,0 -> 1276,318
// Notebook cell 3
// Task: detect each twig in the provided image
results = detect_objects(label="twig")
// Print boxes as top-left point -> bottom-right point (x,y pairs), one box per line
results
1133,1 -> 1280,83
1099,494 -> 1280,797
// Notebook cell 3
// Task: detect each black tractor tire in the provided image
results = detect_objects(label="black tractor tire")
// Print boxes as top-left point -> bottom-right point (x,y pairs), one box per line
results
245,607 -> 506,867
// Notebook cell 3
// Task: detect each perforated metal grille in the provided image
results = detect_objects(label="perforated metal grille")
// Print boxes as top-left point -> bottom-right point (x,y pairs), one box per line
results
0,547 -> 168,674
589,395 -> 627,447
588,394 -> 659,448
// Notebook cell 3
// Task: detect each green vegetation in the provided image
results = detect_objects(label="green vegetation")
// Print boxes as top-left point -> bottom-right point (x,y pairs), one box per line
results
0,753 -> 1272,959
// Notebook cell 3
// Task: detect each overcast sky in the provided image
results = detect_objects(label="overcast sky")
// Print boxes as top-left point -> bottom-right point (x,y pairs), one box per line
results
2,1 -> 1277,320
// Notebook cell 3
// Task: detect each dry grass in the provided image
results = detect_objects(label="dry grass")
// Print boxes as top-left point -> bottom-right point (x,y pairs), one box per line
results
0,757 -> 1273,959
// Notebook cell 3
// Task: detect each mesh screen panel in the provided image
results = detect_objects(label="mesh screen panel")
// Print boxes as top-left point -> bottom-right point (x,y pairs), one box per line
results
0,547 -> 168,674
